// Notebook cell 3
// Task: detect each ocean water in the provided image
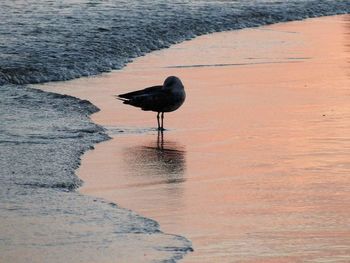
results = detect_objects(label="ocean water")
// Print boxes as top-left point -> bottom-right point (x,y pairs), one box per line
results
0,86 -> 192,262
0,1 -> 349,262
1,0 -> 349,85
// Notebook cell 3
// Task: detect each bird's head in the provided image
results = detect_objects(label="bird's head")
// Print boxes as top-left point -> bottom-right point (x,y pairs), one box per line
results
163,76 -> 184,90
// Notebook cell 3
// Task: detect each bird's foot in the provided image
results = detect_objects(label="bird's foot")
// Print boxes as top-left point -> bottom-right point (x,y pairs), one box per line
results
157,127 -> 165,131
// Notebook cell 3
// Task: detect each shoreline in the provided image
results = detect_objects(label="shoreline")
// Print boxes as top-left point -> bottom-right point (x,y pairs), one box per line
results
37,15 -> 349,262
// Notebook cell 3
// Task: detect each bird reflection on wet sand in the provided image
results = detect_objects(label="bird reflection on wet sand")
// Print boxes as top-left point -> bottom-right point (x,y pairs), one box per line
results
123,131 -> 186,185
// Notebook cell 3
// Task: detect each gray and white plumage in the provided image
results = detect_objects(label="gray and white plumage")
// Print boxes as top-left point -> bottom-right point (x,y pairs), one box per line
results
116,76 -> 186,130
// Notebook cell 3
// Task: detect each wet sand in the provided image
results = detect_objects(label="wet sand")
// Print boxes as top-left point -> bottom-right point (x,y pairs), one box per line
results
39,15 -> 350,262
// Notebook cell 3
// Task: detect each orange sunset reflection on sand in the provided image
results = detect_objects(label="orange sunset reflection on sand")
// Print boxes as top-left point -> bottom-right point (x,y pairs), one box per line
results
41,15 -> 350,262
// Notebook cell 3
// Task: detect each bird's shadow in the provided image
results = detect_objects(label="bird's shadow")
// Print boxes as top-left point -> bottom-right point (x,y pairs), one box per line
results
123,131 -> 186,184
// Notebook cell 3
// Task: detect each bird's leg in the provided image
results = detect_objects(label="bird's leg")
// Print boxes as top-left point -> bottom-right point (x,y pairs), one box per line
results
157,112 -> 160,130
161,112 -> 164,131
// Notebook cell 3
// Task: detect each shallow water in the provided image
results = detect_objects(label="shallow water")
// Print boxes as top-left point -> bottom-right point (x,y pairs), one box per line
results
73,16 -> 350,262
0,86 -> 192,262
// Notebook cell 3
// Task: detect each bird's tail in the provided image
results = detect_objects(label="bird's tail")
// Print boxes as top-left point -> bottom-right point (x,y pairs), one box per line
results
114,95 -> 126,101
114,95 -> 131,104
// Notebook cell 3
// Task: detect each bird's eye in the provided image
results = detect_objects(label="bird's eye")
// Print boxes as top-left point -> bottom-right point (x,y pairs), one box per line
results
165,79 -> 174,86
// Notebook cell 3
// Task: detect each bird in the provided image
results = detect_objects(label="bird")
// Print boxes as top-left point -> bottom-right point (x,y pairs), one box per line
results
116,76 -> 186,131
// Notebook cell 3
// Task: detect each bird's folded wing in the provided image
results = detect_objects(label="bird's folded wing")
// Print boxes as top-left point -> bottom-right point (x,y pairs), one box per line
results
122,89 -> 173,111
117,85 -> 162,99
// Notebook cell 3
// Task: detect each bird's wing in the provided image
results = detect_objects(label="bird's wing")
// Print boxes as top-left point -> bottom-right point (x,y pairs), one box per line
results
119,87 -> 173,112
117,85 -> 162,99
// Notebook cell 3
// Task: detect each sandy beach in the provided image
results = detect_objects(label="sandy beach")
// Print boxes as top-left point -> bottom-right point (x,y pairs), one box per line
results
38,15 -> 350,262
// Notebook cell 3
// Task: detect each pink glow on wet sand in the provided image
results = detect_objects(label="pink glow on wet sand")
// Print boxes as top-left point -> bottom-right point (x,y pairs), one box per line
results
39,15 -> 350,262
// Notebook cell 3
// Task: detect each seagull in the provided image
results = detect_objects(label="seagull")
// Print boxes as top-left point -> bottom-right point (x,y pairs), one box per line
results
116,76 -> 186,131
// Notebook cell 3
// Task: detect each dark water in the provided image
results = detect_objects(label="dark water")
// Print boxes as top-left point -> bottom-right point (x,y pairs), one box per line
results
0,0 -> 349,85
0,0 -> 349,262
0,86 -> 192,262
